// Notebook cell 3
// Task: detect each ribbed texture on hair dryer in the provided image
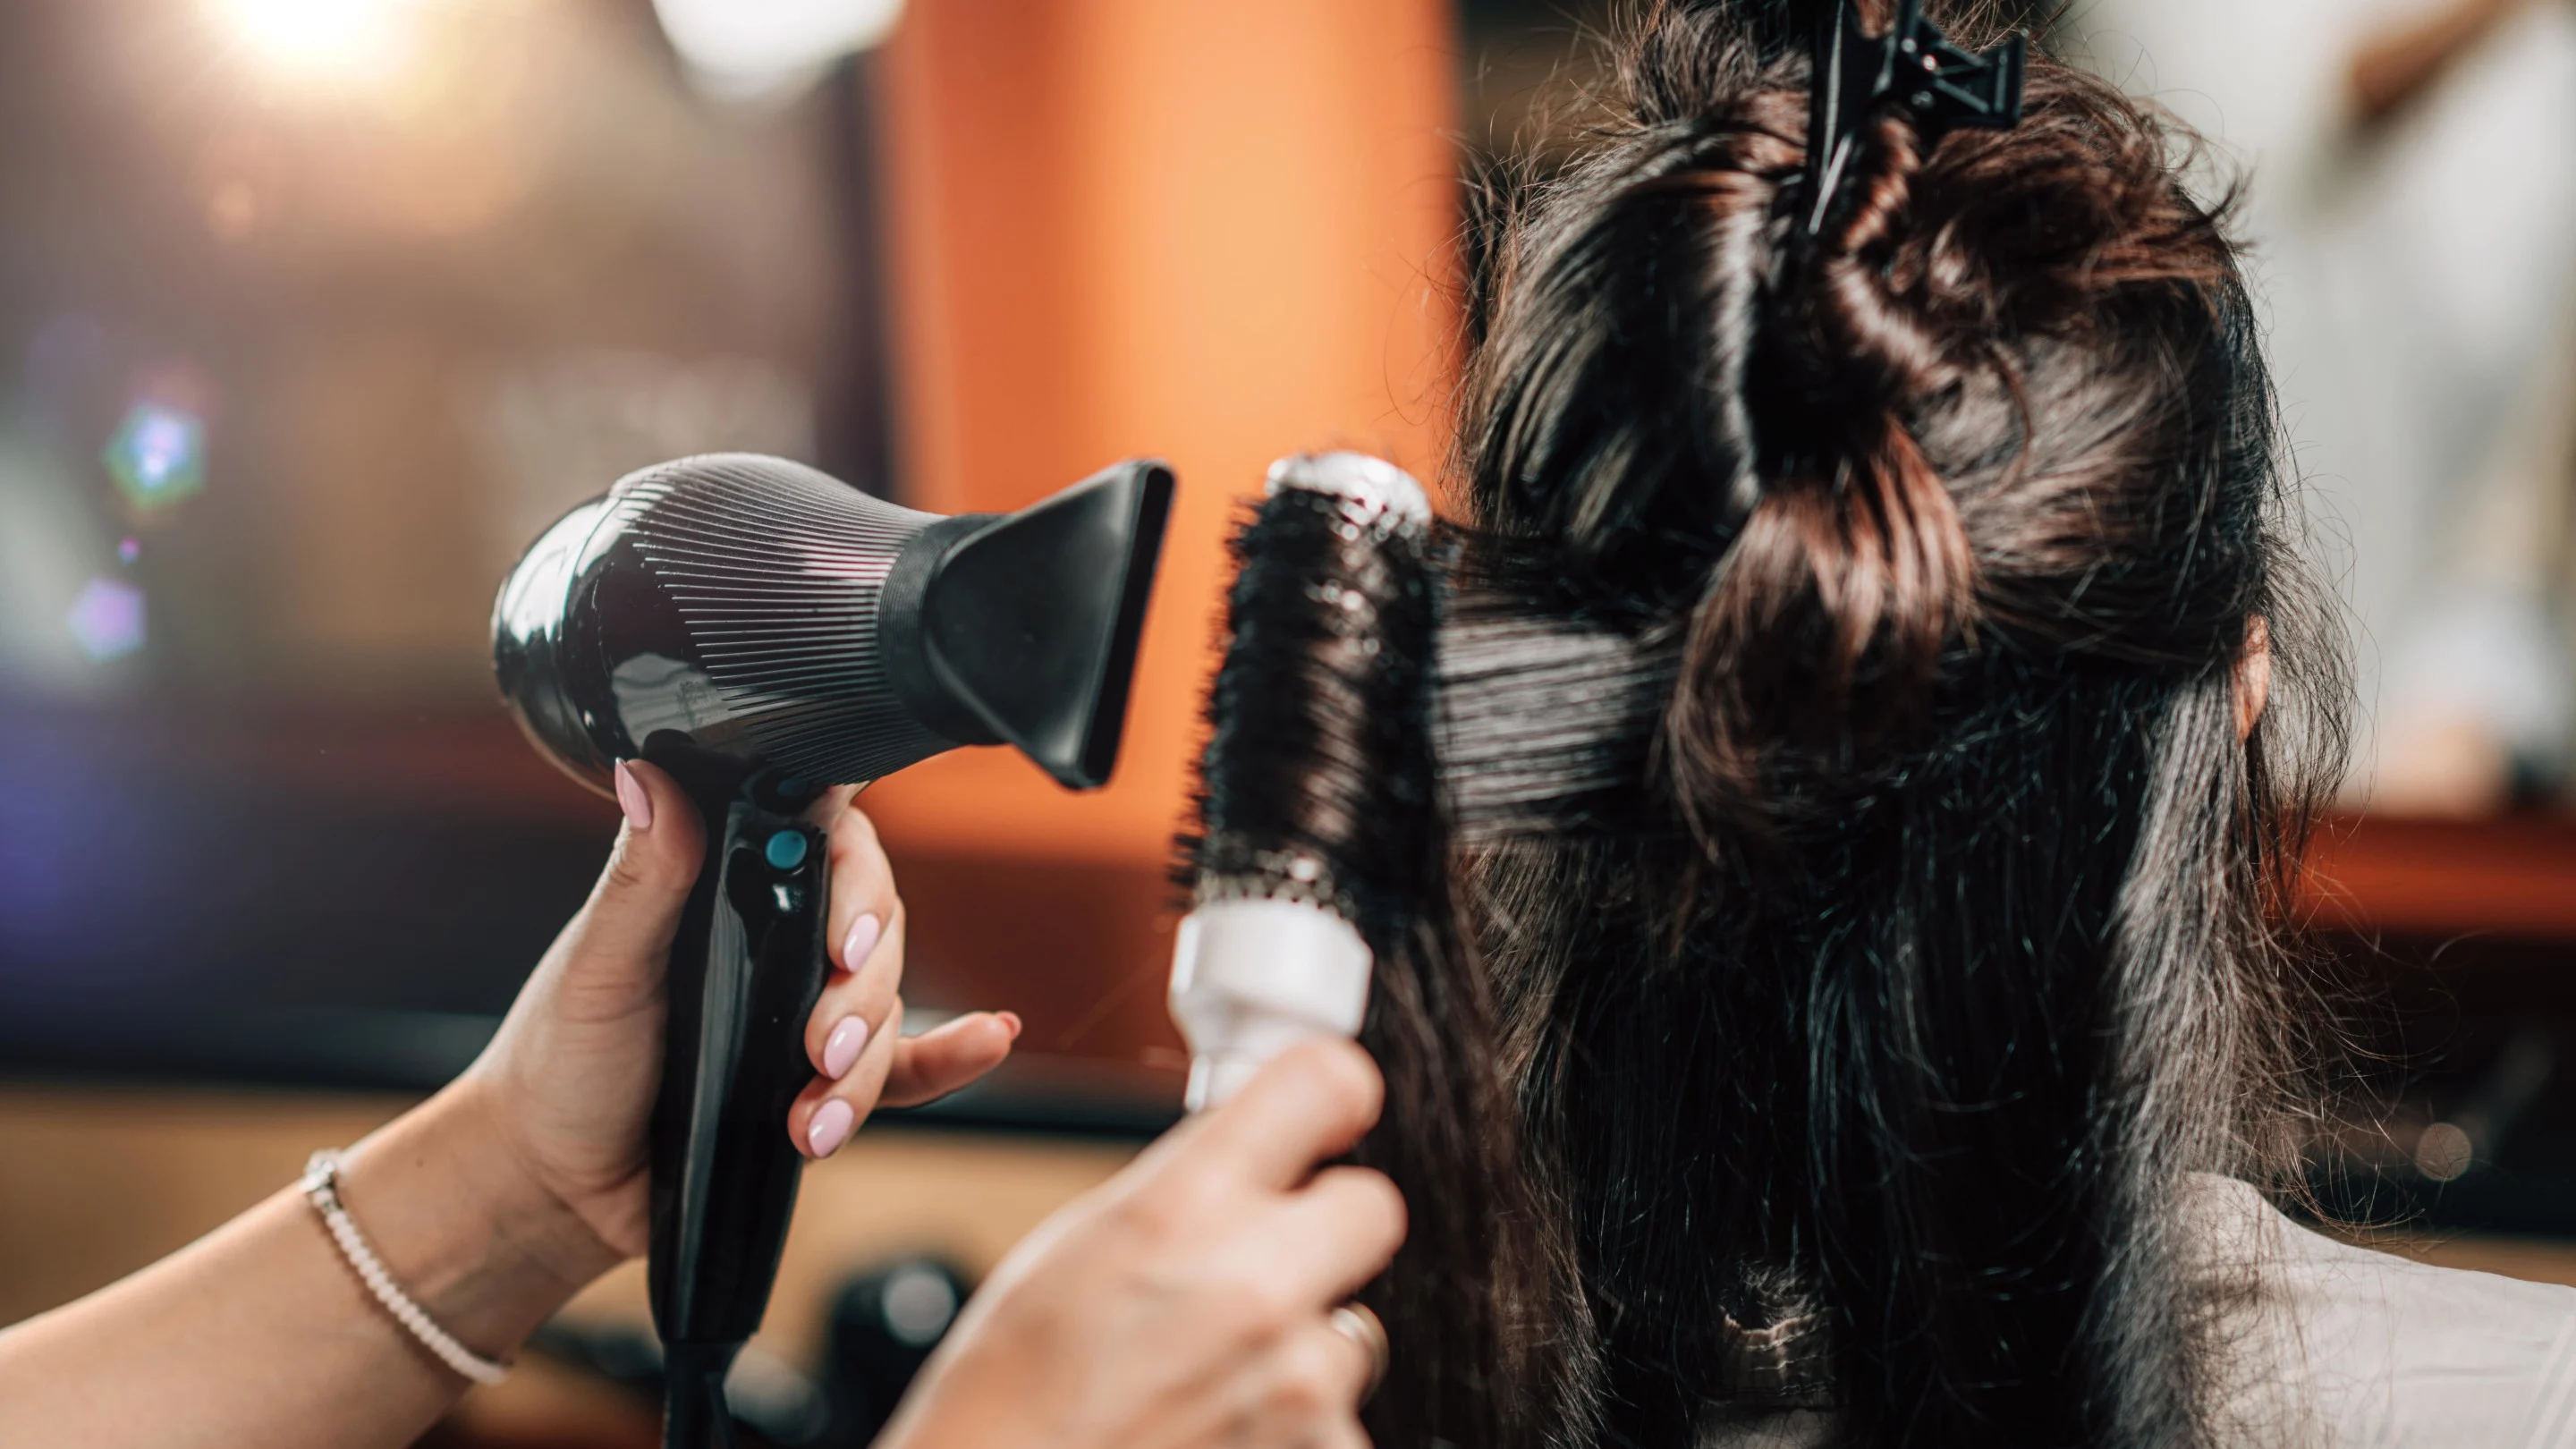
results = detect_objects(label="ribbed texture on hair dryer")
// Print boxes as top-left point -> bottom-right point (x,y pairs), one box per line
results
621,454 -> 959,786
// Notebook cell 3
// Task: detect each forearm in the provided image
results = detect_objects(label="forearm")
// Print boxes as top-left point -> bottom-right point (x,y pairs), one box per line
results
0,1082 -> 619,1449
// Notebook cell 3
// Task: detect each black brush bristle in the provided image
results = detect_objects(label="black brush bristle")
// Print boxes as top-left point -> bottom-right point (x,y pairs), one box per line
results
1187,485 -> 1440,943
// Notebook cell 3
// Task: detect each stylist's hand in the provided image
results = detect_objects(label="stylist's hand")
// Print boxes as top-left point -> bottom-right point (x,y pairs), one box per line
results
453,760 -> 1019,1276
878,1040 -> 1405,1449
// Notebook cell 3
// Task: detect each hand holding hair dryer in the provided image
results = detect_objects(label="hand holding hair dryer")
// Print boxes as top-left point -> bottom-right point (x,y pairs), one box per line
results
493,453 -> 1173,1448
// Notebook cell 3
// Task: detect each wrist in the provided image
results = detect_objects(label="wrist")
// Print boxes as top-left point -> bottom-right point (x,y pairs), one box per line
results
873,1363 -> 1027,1449
333,1085 -> 623,1358
875,1303 -> 1075,1449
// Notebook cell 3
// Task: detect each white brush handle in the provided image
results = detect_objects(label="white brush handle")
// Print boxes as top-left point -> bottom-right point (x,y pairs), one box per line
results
1168,897 -> 1374,1111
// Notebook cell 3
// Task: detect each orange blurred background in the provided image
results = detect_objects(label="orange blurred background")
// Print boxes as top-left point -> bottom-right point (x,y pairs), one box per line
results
852,0 -> 1465,1073
868,0 -> 1461,867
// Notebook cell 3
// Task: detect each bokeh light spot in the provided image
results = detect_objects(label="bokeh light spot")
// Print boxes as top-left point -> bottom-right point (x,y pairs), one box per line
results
652,0 -> 905,98
879,1264 -> 959,1347
103,402 -> 207,513
206,181 -> 260,242
205,0 -> 426,85
65,579 -> 148,662
117,537 -> 141,565
2416,1121 -> 2476,1182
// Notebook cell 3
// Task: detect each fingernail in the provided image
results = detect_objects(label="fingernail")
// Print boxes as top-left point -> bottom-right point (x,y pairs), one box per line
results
839,912 -> 882,973
824,1016 -> 870,1080
807,1098 -> 855,1158
614,762 -> 653,834
996,1012 -> 1023,1040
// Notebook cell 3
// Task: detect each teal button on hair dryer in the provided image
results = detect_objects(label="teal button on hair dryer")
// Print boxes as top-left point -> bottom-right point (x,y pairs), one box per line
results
491,453 -> 1173,1447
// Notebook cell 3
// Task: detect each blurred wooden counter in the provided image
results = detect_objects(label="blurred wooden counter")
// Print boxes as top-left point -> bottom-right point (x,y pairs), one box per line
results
0,1083 -> 1136,1441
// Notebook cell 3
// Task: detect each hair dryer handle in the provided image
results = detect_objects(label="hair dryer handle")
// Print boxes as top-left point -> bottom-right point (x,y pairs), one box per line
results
647,792 -> 835,1442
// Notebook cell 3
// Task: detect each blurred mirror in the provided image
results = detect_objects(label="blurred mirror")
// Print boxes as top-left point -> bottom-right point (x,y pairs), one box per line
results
0,0 -> 895,1080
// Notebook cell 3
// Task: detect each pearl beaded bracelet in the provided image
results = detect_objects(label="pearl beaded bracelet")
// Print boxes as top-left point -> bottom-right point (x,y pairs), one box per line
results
301,1149 -> 511,1386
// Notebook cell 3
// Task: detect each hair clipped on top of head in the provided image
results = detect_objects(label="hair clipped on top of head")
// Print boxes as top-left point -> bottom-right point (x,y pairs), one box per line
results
1468,0 -> 2281,835
1395,2 -> 2355,1446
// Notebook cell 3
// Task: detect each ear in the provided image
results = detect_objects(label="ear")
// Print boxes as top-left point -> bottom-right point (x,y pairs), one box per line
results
2234,614 -> 2272,743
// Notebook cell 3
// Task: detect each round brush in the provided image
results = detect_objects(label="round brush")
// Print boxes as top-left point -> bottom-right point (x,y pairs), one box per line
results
1169,452 -> 1437,1108
1171,451 -> 1549,1449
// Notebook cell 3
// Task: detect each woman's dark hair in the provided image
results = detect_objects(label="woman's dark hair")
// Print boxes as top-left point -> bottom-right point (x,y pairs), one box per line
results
1360,3 -> 2352,1445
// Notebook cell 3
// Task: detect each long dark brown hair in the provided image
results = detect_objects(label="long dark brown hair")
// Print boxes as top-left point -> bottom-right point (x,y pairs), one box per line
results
1348,4 -> 2353,1445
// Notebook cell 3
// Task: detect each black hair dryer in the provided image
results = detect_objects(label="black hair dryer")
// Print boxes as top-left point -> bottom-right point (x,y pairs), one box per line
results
492,453 -> 1174,1447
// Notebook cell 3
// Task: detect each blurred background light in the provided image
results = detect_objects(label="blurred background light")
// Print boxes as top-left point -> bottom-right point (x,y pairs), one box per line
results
2417,1121 -> 2478,1182
102,403 -> 205,514
203,0 -> 430,87
650,0 -> 904,99
878,1263 -> 960,1348
64,580 -> 147,663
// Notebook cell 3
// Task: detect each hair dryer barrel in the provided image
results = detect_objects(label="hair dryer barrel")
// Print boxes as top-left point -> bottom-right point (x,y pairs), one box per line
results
494,453 -> 1174,796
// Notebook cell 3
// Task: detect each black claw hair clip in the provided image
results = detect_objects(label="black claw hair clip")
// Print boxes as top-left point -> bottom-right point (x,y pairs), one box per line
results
1801,0 -> 2027,235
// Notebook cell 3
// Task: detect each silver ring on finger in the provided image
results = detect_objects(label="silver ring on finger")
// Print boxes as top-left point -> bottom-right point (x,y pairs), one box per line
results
1327,1301 -> 1389,1405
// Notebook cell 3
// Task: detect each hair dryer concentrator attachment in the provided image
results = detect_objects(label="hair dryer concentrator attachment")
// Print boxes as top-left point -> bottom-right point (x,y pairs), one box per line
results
1170,453 -> 1435,1111
491,453 -> 1173,1449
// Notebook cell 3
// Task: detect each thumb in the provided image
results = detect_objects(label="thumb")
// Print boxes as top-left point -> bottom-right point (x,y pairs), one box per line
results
572,759 -> 708,969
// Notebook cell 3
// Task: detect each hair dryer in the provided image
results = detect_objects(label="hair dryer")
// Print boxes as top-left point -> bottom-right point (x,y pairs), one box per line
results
492,453 -> 1174,1448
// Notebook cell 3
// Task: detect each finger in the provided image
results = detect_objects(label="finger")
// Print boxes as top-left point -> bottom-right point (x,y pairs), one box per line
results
804,905 -> 908,1078
880,1012 -> 1021,1107
824,805 -> 900,976
1246,1166 -> 1408,1309
1248,1321 -> 1377,1445
564,760 -> 707,968
789,993 -> 907,1158
1187,1039 -> 1385,1192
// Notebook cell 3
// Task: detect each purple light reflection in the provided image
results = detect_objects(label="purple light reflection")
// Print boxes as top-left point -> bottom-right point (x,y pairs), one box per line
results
64,577 -> 147,661
0,706 -> 190,1000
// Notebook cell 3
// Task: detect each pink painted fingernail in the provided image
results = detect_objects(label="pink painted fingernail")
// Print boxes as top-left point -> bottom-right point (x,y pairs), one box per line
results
840,912 -> 882,973
807,1098 -> 855,1158
824,1016 -> 869,1080
614,762 -> 653,833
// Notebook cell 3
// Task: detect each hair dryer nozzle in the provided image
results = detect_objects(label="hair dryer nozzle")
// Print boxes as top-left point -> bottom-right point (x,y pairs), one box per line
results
886,460 -> 1174,789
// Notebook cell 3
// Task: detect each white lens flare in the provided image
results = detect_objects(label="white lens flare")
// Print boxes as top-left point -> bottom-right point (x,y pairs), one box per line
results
651,0 -> 904,98
205,0 -> 427,84
103,403 -> 207,514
